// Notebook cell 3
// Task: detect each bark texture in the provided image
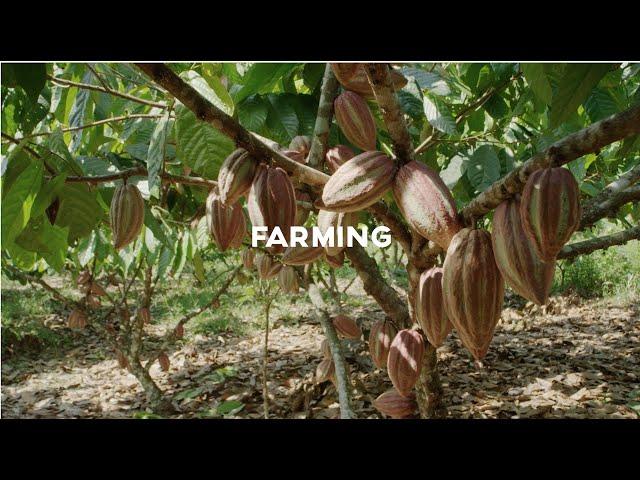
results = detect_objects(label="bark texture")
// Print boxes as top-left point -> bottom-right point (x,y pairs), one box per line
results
558,225 -> 640,260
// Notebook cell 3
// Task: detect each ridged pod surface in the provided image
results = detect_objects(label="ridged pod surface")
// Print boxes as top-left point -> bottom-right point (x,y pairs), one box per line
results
368,319 -> 398,369
393,160 -> 461,250
282,228 -> 325,265
325,145 -> 355,173
110,183 -> 144,250
321,151 -> 396,212
520,167 -> 582,261
315,357 -> 336,384
206,189 -> 245,252
217,148 -> 258,205
317,210 -> 359,256
331,63 -> 364,86
278,266 -> 300,294
228,209 -> 247,249
442,228 -> 505,361
492,197 -> 555,305
242,249 -> 256,270
387,329 -> 425,397
295,190 -> 312,226
332,314 -> 362,339
320,339 -> 331,358
331,63 -> 408,99
334,91 -> 377,151
247,164 -> 297,254
416,267 -> 451,348
373,389 -> 417,419
256,253 -> 282,280
67,309 -> 88,329
158,352 -> 170,372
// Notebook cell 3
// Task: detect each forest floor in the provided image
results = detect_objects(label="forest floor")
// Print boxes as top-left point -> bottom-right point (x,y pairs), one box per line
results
2,275 -> 639,419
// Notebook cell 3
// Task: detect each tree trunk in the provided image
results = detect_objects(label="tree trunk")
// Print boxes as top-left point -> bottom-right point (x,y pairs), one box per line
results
127,357 -> 175,415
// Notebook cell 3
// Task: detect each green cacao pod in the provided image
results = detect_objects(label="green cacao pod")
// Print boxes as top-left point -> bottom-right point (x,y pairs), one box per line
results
520,167 -> 582,261
67,308 -> 88,329
332,314 -> 362,339
317,210 -> 359,256
416,267 -> 451,348
368,319 -> 398,369
334,91 -> 377,151
206,189 -> 245,252
110,183 -> 144,250
217,148 -> 258,205
492,197 -> 555,305
325,145 -> 355,173
373,388 -> 417,419
393,160 -> 461,250
387,329 -> 424,397
278,265 -> 300,294
442,228 -> 505,361
321,151 -> 396,212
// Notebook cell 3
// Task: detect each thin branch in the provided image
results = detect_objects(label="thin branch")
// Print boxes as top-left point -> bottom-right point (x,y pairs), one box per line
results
1,132 -> 56,174
61,167 -> 217,189
558,226 -> 640,260
2,264 -> 81,309
27,114 -> 167,137
86,63 -> 112,92
580,185 -> 640,230
306,64 -> 340,169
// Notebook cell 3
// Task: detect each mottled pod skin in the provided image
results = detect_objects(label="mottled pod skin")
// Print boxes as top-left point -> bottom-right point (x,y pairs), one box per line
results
247,164 -> 297,254
110,184 -> 144,250
217,148 -> 258,205
373,389 -> 417,419
67,309 -> 88,329
242,249 -> 256,270
332,314 -> 362,339
321,151 -> 397,212
278,265 -> 300,294
315,357 -> 336,384
206,189 -> 245,252
256,253 -> 282,280
387,329 -> 425,397
325,145 -> 355,173
492,197 -> 555,305
393,160 -> 462,250
442,228 -> 505,361
368,319 -> 398,369
520,167 -> 582,261
282,228 -> 326,265
228,209 -> 248,249
416,267 -> 452,348
334,91 -> 377,151
317,210 -> 359,256
331,64 -> 408,99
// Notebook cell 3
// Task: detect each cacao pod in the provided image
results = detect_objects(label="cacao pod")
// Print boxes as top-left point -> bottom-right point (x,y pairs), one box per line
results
321,151 -> 396,212
289,135 -> 312,158
158,352 -> 170,372
282,149 -> 306,164
331,64 -> 408,99
315,357 -> 336,384
325,145 -> 355,173
321,338 -> 331,358
242,249 -> 256,270
206,188 -> 245,252
282,229 -> 325,265
110,183 -> 144,250
67,309 -> 88,329
77,270 -> 91,286
116,350 -> 129,369
393,160 -> 461,249
415,267 -> 451,348
138,307 -> 151,325
325,251 -> 345,269
247,164 -> 297,254
86,295 -> 100,308
89,282 -> 107,296
228,209 -> 248,249
492,197 -> 555,305
278,265 -> 300,294
332,314 -> 362,339
317,210 -> 359,256
520,167 -> 581,261
217,148 -> 258,205
387,329 -> 424,397
373,388 -> 417,419
442,228 -> 505,361
256,253 -> 282,280
369,319 -> 398,369
334,91 -> 377,151
174,323 -> 184,339
295,189 -> 312,225
330,63 -> 364,86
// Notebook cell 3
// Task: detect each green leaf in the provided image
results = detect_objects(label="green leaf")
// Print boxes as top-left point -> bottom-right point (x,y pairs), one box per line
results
549,64 -> 613,128
55,183 -> 103,241
1,160 -> 44,246
584,87 -> 619,123
484,94 -> 508,119
423,95 -> 456,135
31,173 -> 67,219
265,93 -> 299,143
234,63 -> 298,103
302,63 -> 325,91
15,219 -> 69,271
401,68 -> 451,96
193,250 -> 205,284
521,64 -> 552,105
216,400 -> 244,415
68,72 -> 93,152
440,155 -> 468,189
467,145 -> 500,194
77,231 -> 98,267
3,64 -> 47,103
179,70 -> 234,116
147,112 -> 170,198
238,95 -> 269,132
45,129 -> 84,175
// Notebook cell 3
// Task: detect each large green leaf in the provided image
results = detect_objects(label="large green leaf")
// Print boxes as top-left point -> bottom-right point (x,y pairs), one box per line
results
584,87 -> 619,122
30,173 -> 67,219
423,95 -> 456,135
467,145 -> 500,194
440,155 -> 468,189
1,160 -> 44,246
2,64 -> 47,103
233,63 -> 298,103
15,217 -> 69,271
147,112 -> 170,198
521,63 -> 552,105
179,70 -> 234,116
55,183 -> 103,241
265,93 -> 299,144
68,71 -> 93,152
238,95 -> 269,132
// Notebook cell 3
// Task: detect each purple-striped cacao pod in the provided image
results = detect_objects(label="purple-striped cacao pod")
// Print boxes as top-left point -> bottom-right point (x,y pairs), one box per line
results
416,267 -> 451,348
158,352 -> 170,372
228,209 -> 247,249
387,329 -> 425,397
174,323 -> 184,339
334,91 -> 377,151
278,265 -> 300,294
317,210 -> 359,256
369,319 -> 398,369
325,145 -> 355,173
289,135 -> 312,158
67,309 -> 88,329
492,197 -> 555,305
321,151 -> 396,212
321,338 -> 331,358
325,251 -> 345,269
110,183 -> 144,250
242,248 -> 256,270
138,307 -> 151,325
442,228 -> 505,361
332,314 -> 362,339
393,160 -> 462,250
520,167 -> 582,261
217,148 -> 258,205
206,189 -> 245,252
331,63 -> 364,86
331,64 -> 408,99
256,252 -> 282,280
295,189 -> 312,225
373,389 -> 417,419
315,357 -> 336,384
282,243 -> 325,266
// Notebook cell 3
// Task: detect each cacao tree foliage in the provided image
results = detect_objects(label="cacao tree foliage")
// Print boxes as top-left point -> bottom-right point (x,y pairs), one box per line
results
1,62 -> 639,283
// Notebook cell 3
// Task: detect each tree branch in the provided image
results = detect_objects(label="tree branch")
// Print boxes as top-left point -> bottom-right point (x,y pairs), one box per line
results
580,185 -> 640,230
557,226 -> 640,260
27,114 -> 167,137
61,167 -> 217,189
306,64 -> 340,169
2,264 -> 81,310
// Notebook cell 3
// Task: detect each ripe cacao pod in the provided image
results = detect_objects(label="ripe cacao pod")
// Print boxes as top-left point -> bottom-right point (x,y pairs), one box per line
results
520,167 -> 581,261
442,228 -> 505,361
321,338 -> 331,358
373,388 -> 417,419
278,265 -> 300,294
331,63 -> 364,86
321,151 -> 396,212
86,295 -> 100,309
317,210 -> 359,256
295,189 -> 312,225
110,183 -> 144,250
315,357 -> 336,384
256,253 -> 282,280
331,64 -> 407,99
334,91 -> 377,151
368,319 -> 398,369
89,282 -> 107,296
393,160 -> 462,250
415,267 -> 451,348
247,164 -> 297,254
206,188 -> 245,252
138,307 -> 151,325
492,197 -> 555,305
282,149 -> 306,164
325,145 -> 355,173
68,309 -> 88,329
174,323 -> 184,339
158,352 -> 170,372
325,251 -> 345,269
116,350 -> 129,369
332,314 -> 362,339
217,148 -> 258,205
228,209 -> 248,249
387,329 -> 424,397
282,229 -> 325,265
289,135 -> 312,158
242,249 -> 256,270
